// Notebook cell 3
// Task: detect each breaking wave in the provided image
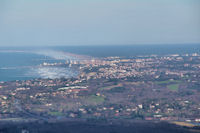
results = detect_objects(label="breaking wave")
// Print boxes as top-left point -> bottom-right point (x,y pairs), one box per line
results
33,50 -> 77,60
27,66 -> 78,79
0,49 -> 79,81
0,66 -> 34,70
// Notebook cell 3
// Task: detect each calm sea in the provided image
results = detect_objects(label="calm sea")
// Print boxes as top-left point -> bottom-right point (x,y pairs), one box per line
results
54,44 -> 200,57
0,51 -> 76,82
0,44 -> 200,81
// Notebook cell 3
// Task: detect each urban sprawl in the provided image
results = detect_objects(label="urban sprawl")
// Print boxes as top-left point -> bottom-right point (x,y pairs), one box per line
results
0,53 -> 200,126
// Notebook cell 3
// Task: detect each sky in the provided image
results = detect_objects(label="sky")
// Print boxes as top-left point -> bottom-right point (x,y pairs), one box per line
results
0,0 -> 200,46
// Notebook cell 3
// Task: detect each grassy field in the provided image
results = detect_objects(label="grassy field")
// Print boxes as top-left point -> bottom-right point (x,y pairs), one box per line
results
100,84 -> 122,90
156,80 -> 181,85
167,84 -> 179,91
48,111 -> 63,116
108,87 -> 126,93
83,95 -> 105,105
171,121 -> 196,127
88,95 -> 105,103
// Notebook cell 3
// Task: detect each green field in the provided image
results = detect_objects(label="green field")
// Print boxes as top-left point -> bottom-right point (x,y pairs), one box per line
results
100,84 -> 122,90
108,87 -> 126,93
167,84 -> 179,91
48,111 -> 63,116
87,95 -> 105,104
156,80 -> 181,85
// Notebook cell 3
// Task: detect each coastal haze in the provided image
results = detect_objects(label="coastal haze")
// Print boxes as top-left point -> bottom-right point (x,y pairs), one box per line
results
1,45 -> 200,82
0,0 -> 200,133
1,45 -> 200,133
0,49 -> 79,81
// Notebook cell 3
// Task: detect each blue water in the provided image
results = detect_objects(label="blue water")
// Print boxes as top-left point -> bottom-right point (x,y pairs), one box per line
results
0,52 -> 43,81
54,44 -> 200,57
0,51 -> 76,82
0,44 -> 200,81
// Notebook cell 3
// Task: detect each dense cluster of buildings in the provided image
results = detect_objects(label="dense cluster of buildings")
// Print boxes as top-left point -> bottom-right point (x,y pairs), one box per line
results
0,53 -> 200,125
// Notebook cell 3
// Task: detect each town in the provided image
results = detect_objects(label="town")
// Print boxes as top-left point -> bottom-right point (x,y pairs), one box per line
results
0,53 -> 200,126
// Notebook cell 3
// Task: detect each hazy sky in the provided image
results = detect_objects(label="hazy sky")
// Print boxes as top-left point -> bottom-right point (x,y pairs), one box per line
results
0,0 -> 200,46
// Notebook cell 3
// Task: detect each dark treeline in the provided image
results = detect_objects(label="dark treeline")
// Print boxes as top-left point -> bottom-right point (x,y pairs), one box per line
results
0,120 -> 198,133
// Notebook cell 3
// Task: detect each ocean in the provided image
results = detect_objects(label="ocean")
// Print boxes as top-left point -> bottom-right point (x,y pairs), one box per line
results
0,44 -> 200,82
0,50 -> 77,82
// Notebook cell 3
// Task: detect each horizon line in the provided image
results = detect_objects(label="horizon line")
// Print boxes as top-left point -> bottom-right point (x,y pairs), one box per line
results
0,43 -> 200,48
